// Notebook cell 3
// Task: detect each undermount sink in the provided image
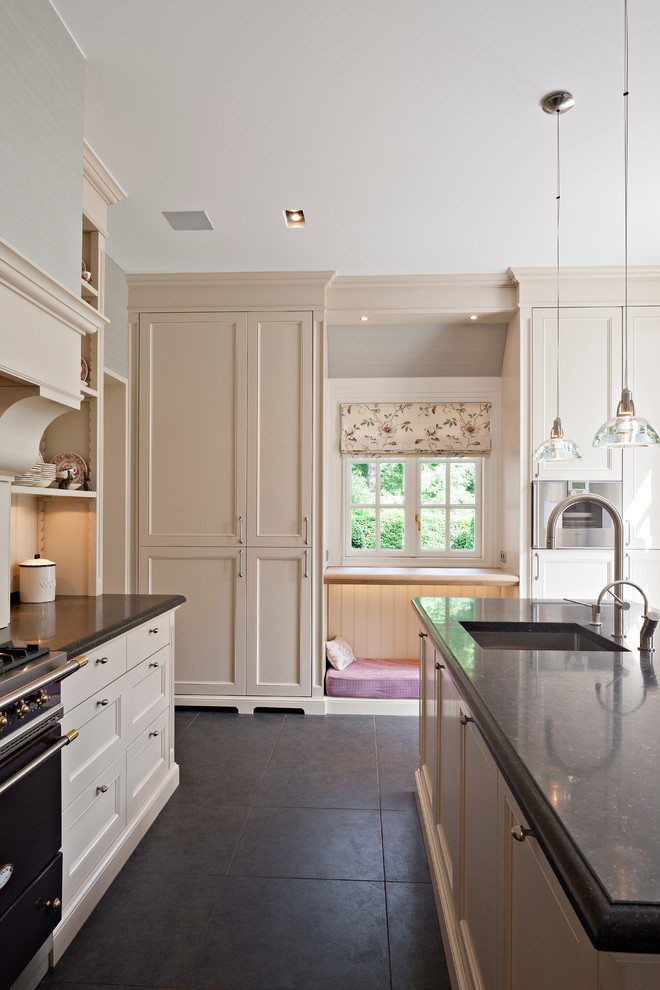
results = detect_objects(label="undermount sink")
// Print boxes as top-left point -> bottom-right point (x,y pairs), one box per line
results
460,621 -> 630,653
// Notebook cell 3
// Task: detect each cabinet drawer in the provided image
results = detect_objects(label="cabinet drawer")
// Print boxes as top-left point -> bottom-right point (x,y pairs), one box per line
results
62,637 -> 127,712
126,709 -> 170,819
126,617 -> 170,669
126,645 -> 169,741
61,681 -> 128,808
62,752 -> 126,902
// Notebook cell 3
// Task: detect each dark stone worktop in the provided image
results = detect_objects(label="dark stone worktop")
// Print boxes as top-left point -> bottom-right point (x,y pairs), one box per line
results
413,595 -> 660,954
4,594 -> 186,659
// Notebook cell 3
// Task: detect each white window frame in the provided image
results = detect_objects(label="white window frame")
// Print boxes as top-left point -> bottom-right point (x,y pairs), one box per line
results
343,457 -> 483,564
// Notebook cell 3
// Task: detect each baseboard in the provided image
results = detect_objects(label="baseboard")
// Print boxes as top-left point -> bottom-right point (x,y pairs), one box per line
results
51,763 -> 180,965
175,694 -> 327,714
324,697 -> 419,715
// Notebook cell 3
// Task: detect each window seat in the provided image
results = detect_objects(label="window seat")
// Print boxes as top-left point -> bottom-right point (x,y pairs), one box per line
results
325,657 -> 419,700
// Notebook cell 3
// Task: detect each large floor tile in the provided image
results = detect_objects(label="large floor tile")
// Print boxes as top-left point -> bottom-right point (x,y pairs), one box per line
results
376,715 -> 419,810
254,714 -> 380,809
387,881 -> 451,990
189,876 -> 389,990
45,872 -> 220,987
123,798 -> 250,877
382,808 -> 431,882
229,805 -> 384,881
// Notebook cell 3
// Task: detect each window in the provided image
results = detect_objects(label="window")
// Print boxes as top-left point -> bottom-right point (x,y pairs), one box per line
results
345,458 -> 482,561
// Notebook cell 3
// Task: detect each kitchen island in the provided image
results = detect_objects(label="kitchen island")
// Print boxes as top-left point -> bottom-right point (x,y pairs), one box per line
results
414,595 -> 660,990
3,593 -> 185,984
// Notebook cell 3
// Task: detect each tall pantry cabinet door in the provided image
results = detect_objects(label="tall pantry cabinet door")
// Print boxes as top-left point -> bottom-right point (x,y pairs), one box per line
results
246,313 -> 313,547
246,548 -> 311,696
138,313 -> 248,546
139,546 -> 247,698
531,308 -> 623,481
624,308 -> 660,549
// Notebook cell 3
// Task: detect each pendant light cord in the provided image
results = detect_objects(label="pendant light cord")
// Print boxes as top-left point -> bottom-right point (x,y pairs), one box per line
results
555,106 -> 561,421
623,0 -> 629,392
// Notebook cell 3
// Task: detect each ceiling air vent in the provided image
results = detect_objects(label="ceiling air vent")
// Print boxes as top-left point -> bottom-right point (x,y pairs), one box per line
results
162,211 -> 214,230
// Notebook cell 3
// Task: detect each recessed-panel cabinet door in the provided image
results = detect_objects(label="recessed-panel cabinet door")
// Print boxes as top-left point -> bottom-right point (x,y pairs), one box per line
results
247,312 -> 313,546
625,309 -> 660,549
531,307 -> 622,481
418,631 -> 439,823
139,312 -> 247,545
438,666 -> 462,906
139,547 -> 247,698
246,548 -> 311,696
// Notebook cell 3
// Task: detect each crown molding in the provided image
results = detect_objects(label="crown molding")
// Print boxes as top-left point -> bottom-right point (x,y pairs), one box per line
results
83,141 -> 127,206
126,271 -> 336,313
509,265 -> 660,307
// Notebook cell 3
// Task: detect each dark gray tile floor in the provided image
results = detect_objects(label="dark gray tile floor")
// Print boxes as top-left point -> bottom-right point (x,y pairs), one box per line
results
43,711 -> 451,990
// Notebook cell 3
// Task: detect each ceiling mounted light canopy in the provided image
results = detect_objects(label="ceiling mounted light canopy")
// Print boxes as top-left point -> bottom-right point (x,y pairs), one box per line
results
593,0 -> 659,449
533,90 -> 582,463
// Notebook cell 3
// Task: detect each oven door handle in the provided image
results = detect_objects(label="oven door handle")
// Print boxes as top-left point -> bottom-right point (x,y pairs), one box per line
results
0,656 -> 89,712
0,730 -> 79,798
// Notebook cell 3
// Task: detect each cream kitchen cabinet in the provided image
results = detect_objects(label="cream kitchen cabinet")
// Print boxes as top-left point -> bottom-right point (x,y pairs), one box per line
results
625,550 -> 660,611
623,308 -> 660,550
531,307 -> 623,482
137,309 -> 317,710
418,630 -> 439,822
530,549 -> 614,600
54,608 -> 179,962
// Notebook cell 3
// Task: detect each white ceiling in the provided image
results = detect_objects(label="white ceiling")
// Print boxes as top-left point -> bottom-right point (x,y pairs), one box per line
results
51,0 -> 660,278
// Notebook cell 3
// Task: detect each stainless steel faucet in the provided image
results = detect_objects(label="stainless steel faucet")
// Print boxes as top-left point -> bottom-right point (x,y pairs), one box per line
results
594,579 -> 659,652
546,492 -> 625,636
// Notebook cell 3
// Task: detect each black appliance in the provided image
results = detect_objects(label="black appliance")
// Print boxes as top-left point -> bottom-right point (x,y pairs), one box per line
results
0,642 -> 86,990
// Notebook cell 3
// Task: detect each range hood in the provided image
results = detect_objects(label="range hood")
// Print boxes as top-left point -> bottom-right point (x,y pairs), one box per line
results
0,237 -> 105,627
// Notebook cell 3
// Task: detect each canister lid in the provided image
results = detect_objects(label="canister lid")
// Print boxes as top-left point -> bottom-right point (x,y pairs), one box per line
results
19,554 -> 56,568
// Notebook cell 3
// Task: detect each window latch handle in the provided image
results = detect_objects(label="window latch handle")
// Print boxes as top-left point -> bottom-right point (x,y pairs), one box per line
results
415,512 -> 421,532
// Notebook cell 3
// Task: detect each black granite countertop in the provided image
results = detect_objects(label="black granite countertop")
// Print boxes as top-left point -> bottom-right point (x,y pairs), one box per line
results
4,594 -> 186,658
413,595 -> 660,954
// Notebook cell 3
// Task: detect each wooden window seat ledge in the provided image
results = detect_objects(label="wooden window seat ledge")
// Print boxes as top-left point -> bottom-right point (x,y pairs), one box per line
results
323,566 -> 519,587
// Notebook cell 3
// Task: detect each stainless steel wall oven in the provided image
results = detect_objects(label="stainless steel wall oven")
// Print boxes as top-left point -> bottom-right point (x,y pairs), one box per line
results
0,643 -> 84,990
532,481 -> 624,550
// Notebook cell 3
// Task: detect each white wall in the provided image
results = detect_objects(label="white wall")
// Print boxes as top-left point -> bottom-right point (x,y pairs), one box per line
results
0,0 -> 84,293
324,377 -> 502,567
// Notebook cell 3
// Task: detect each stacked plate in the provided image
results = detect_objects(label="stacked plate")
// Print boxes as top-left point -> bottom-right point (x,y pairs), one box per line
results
14,457 -> 57,487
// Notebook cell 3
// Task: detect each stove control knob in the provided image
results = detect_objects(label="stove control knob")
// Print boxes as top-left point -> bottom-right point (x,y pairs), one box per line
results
14,700 -> 29,720
34,689 -> 48,709
0,713 -> 7,732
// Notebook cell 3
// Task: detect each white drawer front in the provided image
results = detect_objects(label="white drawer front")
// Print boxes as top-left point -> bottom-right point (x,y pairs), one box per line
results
126,710 -> 169,819
127,617 -> 170,669
62,752 -> 127,902
62,637 -> 127,712
61,681 -> 128,809
126,645 -> 169,741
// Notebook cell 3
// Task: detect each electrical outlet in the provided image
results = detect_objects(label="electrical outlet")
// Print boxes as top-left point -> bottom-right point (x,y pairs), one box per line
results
500,550 -> 507,563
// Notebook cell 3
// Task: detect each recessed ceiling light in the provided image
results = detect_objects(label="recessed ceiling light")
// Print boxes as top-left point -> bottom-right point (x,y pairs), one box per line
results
284,209 -> 306,228
469,314 -> 479,320
162,210 -> 214,231
360,315 -> 369,321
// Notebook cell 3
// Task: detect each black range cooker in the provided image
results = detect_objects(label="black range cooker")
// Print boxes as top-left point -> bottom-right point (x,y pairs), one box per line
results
0,642 -> 87,990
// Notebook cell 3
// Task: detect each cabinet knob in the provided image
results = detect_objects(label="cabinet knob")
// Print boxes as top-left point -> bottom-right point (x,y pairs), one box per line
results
96,698 -> 109,707
149,628 -> 159,635
149,730 -> 160,738
149,661 -> 160,668
459,712 -> 473,725
418,632 -> 428,638
43,897 -> 61,913
96,784 -> 108,795
435,661 -> 444,670
96,656 -> 109,665
511,824 -> 533,843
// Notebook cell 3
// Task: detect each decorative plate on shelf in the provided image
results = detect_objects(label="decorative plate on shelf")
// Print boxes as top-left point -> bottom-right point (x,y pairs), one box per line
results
81,357 -> 88,383
50,452 -> 87,490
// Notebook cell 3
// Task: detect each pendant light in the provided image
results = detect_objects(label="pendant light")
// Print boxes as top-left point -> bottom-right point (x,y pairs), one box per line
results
533,91 -> 582,463
593,0 -> 660,448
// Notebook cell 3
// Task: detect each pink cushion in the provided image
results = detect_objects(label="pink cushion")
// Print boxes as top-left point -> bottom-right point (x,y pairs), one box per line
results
325,658 -> 420,699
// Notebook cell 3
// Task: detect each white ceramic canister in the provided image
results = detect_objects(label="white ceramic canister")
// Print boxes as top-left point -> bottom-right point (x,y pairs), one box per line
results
19,554 -> 56,603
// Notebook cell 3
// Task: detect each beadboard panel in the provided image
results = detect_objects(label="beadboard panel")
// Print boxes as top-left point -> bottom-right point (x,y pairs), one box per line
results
326,583 -> 514,660
0,0 -> 84,293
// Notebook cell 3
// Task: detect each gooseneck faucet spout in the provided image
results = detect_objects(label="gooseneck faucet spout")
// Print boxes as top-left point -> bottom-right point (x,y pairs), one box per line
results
546,492 -> 625,636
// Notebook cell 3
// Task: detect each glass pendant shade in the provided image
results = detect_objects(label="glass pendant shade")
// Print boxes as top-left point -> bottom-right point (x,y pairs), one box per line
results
593,388 -> 660,448
534,417 -> 583,462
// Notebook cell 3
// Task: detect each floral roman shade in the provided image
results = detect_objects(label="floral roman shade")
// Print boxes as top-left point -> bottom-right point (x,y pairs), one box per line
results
340,402 -> 491,456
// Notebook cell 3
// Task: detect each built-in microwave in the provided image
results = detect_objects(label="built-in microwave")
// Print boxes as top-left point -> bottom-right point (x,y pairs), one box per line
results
532,480 -> 623,549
